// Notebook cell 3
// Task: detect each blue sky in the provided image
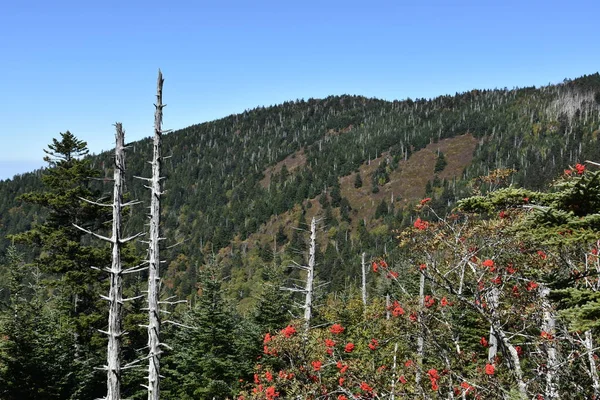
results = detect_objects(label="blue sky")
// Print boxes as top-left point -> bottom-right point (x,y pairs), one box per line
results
1,0 -> 599,180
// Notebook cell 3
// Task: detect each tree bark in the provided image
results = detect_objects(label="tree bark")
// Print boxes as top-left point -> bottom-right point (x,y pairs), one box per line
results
495,324 -> 527,400
486,287 -> 499,363
106,123 -> 126,400
540,284 -> 558,399
361,252 -> 367,310
416,271 -> 425,389
390,342 -> 398,400
303,217 -> 316,332
585,330 -> 600,397
147,70 -> 164,400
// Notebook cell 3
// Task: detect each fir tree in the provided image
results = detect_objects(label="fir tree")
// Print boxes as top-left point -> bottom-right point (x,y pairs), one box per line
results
354,172 -> 363,188
9,132 -> 111,398
434,151 -> 447,173
0,246 -> 77,399
163,260 -> 259,399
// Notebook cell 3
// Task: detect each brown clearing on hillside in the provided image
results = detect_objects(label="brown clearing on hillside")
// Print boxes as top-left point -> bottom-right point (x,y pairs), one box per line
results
236,133 -> 479,254
259,148 -> 307,188
340,133 -> 479,225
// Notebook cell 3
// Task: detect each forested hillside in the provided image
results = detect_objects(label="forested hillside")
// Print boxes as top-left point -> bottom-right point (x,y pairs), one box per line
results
1,73 -> 600,399
2,74 -> 600,301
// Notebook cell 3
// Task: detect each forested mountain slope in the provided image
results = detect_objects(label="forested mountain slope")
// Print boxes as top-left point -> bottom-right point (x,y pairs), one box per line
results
2,73 -> 600,400
1,73 -> 600,300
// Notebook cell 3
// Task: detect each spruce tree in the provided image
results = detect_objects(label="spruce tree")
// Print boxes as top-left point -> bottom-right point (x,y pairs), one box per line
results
10,131 -> 111,398
354,172 -> 363,188
163,260 -> 258,399
0,246 -> 77,400
254,264 -> 292,332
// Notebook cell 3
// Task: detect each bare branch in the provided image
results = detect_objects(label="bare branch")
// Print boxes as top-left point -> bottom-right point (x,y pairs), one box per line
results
79,196 -> 112,207
73,224 -> 113,243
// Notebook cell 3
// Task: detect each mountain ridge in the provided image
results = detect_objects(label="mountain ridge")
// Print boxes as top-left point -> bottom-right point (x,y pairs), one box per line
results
1,72 -> 600,304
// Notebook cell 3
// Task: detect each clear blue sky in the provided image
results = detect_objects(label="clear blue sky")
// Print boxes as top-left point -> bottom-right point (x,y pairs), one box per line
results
1,0 -> 599,180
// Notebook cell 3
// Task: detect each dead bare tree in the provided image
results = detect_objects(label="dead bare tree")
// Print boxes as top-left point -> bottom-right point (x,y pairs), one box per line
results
584,330 -> 600,396
540,284 -> 558,399
145,69 -> 165,400
361,252 -> 367,311
415,268 -> 425,390
303,216 -> 317,331
486,286 -> 499,363
75,123 -> 142,400
281,217 -> 318,333
104,124 -> 127,400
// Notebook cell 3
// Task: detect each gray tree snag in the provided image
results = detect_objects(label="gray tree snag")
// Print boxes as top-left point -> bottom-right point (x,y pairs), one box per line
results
146,69 -> 165,400
584,330 -> 600,397
303,217 -> 317,331
281,217 -> 318,333
415,269 -> 425,389
105,124 -> 126,400
540,284 -> 558,399
486,286 -> 499,363
361,252 -> 367,311
390,342 -> 398,400
74,123 -> 142,400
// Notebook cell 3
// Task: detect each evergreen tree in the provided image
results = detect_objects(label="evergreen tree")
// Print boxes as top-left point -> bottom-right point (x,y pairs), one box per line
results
319,192 -> 330,208
275,225 -> 287,247
339,197 -> 352,223
354,172 -> 363,188
0,246 -> 77,400
163,261 -> 259,399
374,199 -> 388,219
254,264 -> 292,332
9,132 -> 111,398
434,151 -> 447,173
330,180 -> 342,207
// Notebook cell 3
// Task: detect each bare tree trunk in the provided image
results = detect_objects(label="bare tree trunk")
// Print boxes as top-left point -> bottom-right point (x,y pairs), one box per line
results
386,294 -> 391,320
494,323 -> 527,399
416,271 -> 425,389
147,70 -> 164,400
486,287 -> 499,363
74,125 -> 139,400
303,217 -> 316,332
106,124 -> 126,400
540,284 -> 558,399
361,252 -> 367,310
585,330 -> 600,397
390,342 -> 398,400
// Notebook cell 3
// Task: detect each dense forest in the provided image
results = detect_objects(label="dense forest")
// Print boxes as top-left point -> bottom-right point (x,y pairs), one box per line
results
0,73 -> 600,399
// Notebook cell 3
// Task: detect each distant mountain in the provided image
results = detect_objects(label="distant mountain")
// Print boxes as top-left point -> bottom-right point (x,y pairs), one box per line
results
2,73 -> 600,305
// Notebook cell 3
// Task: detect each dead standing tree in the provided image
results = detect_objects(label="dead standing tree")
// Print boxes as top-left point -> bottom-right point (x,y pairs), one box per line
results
282,217 -> 318,333
361,252 -> 367,311
304,217 -> 317,331
140,69 -> 166,400
75,124 -> 143,400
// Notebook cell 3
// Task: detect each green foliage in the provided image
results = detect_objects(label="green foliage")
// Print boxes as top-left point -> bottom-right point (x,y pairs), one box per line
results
4,133 -> 112,398
2,76 -> 600,297
551,288 -> 600,331
458,164 -> 600,334
42,131 -> 89,165
0,246 -> 79,400
353,172 -> 363,188
434,151 -> 447,173
374,199 -> 388,219
339,197 -> 352,223
330,180 -> 342,208
163,261 -> 261,399
254,264 -> 292,333
3,75 -> 600,399
372,158 -> 392,187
